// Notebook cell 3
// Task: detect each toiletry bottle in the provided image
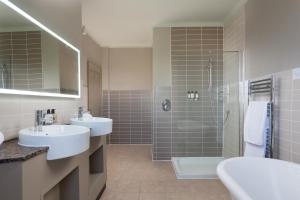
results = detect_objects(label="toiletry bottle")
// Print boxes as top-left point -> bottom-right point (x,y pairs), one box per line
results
190,91 -> 195,100
51,109 -> 57,123
194,91 -> 199,101
187,91 -> 191,99
45,109 -> 53,125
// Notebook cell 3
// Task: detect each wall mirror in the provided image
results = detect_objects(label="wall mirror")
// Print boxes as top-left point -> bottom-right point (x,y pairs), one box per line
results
0,0 -> 80,98
87,61 -> 102,116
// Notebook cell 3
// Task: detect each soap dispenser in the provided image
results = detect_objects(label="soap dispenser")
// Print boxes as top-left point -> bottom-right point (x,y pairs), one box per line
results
44,109 -> 54,125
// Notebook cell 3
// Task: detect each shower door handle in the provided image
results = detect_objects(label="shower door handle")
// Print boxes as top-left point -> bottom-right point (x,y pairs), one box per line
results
162,99 -> 171,112
224,110 -> 230,124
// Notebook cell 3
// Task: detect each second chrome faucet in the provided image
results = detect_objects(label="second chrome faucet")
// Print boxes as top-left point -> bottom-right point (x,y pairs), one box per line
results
35,109 -> 57,131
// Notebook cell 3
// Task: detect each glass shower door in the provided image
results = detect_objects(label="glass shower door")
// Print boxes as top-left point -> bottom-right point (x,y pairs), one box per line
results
223,51 -> 243,158
152,27 -> 243,163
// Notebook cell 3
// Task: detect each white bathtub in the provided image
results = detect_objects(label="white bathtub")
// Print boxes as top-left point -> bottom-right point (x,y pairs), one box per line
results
217,157 -> 300,200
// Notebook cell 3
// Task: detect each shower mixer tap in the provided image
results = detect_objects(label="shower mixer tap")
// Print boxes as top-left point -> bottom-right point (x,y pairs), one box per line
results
162,99 -> 171,111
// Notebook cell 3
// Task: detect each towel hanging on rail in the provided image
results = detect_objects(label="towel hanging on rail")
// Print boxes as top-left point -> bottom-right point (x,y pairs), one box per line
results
244,101 -> 272,158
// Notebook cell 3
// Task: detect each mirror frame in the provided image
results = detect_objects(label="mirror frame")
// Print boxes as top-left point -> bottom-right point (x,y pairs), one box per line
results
0,0 -> 81,98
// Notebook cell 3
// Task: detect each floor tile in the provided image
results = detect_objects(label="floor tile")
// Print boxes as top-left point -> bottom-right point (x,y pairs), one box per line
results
104,145 -> 230,200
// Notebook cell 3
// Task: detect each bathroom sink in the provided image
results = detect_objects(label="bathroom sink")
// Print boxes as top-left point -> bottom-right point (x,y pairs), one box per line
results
70,117 -> 112,137
18,125 -> 90,160
217,157 -> 300,200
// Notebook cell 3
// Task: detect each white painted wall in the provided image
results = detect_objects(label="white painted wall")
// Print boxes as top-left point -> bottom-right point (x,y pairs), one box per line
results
245,0 -> 300,79
153,27 -> 171,88
108,47 -> 153,90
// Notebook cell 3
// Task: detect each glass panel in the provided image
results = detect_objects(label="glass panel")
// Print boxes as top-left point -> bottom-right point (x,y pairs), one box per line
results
153,27 -> 229,160
223,51 -> 241,158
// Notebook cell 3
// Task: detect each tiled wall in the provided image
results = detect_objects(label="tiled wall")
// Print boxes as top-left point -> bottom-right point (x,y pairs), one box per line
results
242,70 -> 300,164
153,87 -> 172,160
102,90 -> 153,144
0,31 -> 43,90
153,27 -> 224,160
271,70 -> 300,164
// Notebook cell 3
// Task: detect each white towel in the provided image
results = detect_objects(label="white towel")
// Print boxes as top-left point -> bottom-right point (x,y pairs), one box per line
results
83,112 -> 93,120
244,143 -> 265,157
244,101 -> 269,145
0,131 -> 4,146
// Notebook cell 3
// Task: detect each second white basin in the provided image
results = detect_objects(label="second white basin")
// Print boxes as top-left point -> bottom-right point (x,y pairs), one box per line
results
19,125 -> 90,160
70,117 -> 112,137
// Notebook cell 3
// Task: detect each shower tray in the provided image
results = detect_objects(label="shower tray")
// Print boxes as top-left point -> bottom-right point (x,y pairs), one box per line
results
172,157 -> 224,179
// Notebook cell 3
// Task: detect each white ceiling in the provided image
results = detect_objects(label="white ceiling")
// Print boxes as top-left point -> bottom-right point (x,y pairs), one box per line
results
82,0 -> 244,47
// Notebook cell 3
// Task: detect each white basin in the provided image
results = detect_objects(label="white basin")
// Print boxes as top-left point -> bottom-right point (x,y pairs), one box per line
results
217,157 -> 300,200
18,125 -> 90,160
70,117 -> 112,137
0,131 -> 4,146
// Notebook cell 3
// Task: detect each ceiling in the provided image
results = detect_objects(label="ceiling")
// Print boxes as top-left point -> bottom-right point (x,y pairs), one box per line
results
82,0 -> 244,47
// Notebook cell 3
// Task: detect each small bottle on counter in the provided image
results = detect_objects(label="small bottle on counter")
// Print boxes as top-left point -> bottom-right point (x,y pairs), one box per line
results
51,109 -> 57,123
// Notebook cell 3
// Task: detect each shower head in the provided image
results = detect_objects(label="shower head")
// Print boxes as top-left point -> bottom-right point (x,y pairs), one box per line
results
207,58 -> 213,91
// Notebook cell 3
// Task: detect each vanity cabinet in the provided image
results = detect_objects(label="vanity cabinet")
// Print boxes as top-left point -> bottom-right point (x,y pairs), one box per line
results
0,137 -> 107,200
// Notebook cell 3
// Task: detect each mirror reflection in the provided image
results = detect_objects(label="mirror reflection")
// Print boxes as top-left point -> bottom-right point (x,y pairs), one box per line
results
0,2 -> 79,96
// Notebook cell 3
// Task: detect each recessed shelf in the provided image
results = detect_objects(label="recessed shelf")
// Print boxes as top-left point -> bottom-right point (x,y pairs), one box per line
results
89,146 -> 104,174
44,167 -> 79,200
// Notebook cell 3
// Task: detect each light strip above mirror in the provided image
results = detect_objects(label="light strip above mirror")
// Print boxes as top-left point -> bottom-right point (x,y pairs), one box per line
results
0,0 -> 81,98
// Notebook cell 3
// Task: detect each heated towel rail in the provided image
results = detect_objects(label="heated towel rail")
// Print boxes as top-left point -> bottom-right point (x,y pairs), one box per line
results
248,77 -> 274,158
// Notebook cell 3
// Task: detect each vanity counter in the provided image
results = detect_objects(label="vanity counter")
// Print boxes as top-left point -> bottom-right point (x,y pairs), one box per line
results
0,139 -> 48,164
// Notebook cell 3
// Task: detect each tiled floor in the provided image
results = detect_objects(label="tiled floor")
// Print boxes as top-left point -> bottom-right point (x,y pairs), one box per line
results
101,145 -> 230,200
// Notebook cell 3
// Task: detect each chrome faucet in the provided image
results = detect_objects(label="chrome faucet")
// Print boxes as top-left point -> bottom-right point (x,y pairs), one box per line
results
35,110 -> 44,131
78,106 -> 83,119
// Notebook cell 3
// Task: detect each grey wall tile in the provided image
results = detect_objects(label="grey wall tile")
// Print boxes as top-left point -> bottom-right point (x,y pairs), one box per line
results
103,90 -> 153,144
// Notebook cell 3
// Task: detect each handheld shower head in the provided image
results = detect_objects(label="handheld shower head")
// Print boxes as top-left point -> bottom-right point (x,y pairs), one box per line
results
207,58 -> 213,69
207,58 -> 213,91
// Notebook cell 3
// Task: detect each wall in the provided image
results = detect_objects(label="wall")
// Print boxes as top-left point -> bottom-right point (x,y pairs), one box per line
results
81,35 -> 103,87
102,47 -> 153,144
153,27 -> 224,160
244,0 -> 300,164
108,48 -> 152,91
103,90 -> 153,144
245,0 -> 300,79
153,28 -> 172,88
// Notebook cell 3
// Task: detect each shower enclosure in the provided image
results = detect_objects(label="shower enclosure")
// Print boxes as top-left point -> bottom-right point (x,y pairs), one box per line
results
152,27 -> 243,179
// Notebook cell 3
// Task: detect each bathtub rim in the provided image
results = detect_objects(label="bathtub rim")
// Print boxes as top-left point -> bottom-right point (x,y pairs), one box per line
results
217,157 -> 255,200
217,157 -> 300,200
